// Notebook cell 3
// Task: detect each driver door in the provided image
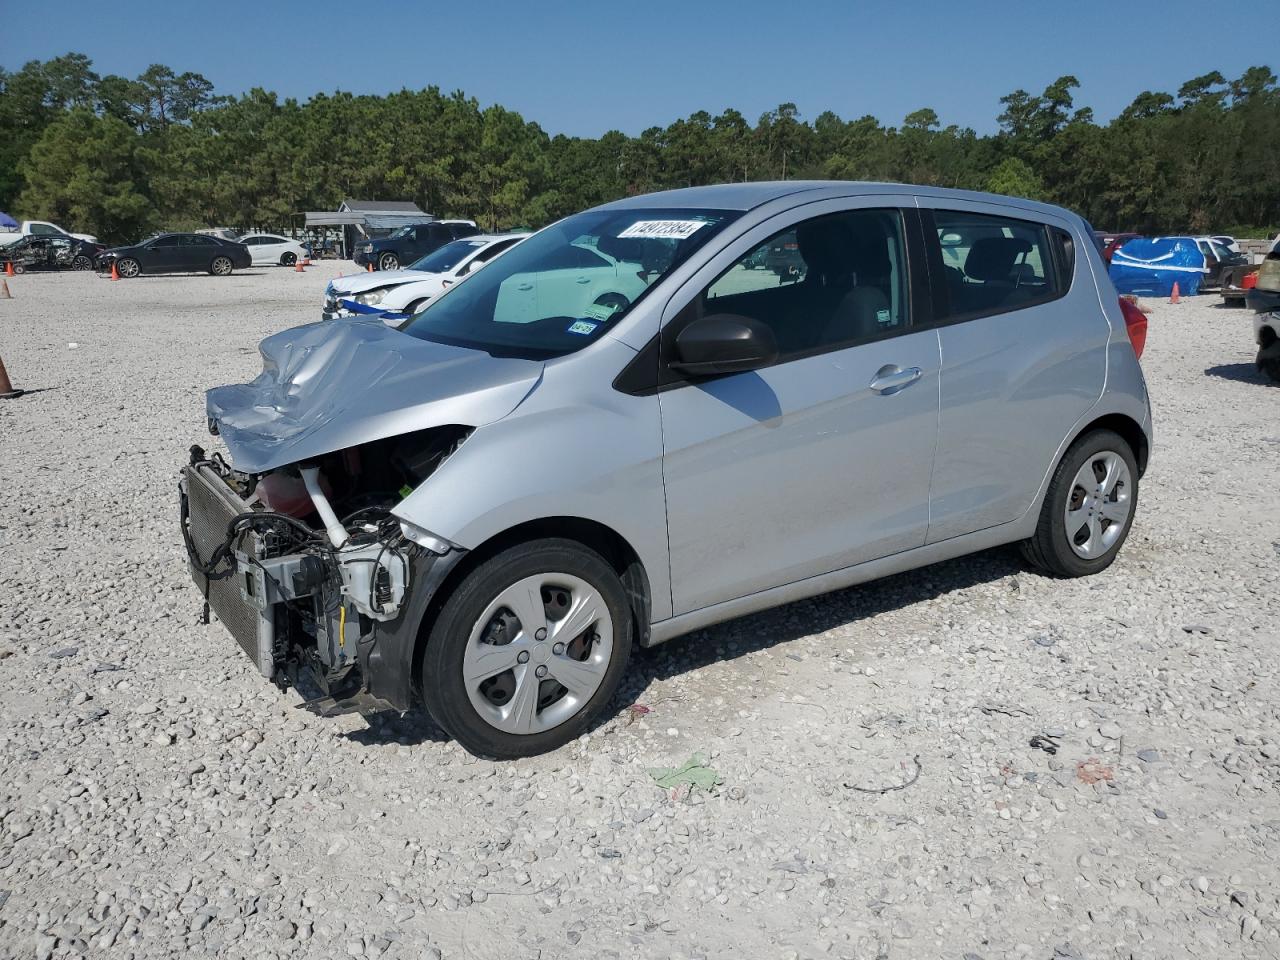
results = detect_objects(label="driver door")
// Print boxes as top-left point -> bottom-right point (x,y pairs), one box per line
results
657,199 -> 941,615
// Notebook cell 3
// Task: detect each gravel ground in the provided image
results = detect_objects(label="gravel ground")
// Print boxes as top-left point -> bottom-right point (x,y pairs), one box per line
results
1,266 -> 1278,960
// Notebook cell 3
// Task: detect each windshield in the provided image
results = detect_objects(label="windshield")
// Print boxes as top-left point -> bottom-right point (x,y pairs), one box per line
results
399,208 -> 738,358
409,239 -> 487,273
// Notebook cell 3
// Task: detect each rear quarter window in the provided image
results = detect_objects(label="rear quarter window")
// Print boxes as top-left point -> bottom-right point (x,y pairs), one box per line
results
931,210 -> 1068,322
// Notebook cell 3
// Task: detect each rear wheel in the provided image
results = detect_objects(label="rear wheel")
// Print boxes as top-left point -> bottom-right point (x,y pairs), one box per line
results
421,539 -> 633,759
210,256 -> 233,276
1021,429 -> 1138,577
116,258 -> 140,278
378,252 -> 400,272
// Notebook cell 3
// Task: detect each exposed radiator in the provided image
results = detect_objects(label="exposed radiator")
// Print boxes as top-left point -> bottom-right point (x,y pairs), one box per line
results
181,463 -> 276,678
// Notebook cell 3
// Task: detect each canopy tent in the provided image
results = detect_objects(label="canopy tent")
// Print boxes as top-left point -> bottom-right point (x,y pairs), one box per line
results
0,212 -> 18,230
1109,237 -> 1206,297
300,202 -> 432,258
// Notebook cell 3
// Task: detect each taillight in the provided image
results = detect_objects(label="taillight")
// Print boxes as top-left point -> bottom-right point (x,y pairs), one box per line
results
1243,270 -> 1259,290
1118,296 -> 1147,359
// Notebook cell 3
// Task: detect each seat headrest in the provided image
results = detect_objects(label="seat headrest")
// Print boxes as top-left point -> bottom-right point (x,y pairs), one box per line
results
965,237 -> 1033,282
796,219 -> 893,282
796,220 -> 854,281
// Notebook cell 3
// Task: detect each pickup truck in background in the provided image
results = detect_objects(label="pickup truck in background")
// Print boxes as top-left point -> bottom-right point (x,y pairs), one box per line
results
0,219 -> 99,247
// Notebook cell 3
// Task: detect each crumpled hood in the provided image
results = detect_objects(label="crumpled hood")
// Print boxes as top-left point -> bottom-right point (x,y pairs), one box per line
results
206,319 -> 542,474
329,269 -> 435,296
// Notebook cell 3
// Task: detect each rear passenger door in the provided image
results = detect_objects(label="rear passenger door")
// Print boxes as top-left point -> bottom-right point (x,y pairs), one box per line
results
657,200 -> 941,615
918,201 -> 1106,542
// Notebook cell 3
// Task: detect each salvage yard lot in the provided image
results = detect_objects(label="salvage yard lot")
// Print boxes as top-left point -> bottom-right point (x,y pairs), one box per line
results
1,266 -> 1278,959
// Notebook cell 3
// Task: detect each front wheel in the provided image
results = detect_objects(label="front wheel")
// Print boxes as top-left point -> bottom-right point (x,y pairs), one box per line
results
1020,429 -> 1139,577
72,255 -> 93,271
378,252 -> 400,271
281,252 -> 297,267
421,539 -> 634,759
210,256 -> 233,276
116,258 -> 140,278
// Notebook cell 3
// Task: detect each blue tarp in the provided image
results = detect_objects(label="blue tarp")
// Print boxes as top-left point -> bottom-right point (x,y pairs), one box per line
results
1109,237 -> 1205,297
0,212 -> 17,229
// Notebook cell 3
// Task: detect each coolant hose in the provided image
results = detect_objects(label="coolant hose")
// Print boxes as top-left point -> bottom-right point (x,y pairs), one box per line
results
299,466 -> 348,548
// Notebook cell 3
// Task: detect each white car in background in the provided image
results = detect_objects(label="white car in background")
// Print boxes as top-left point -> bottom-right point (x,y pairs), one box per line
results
322,234 -> 529,321
240,233 -> 309,267
493,240 -> 651,324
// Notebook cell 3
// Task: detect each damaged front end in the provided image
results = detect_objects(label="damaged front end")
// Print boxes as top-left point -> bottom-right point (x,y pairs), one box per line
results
180,426 -> 469,715
179,318 -> 545,715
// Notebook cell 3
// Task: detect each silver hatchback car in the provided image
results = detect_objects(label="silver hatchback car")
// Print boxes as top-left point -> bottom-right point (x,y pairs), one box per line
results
182,182 -> 1152,758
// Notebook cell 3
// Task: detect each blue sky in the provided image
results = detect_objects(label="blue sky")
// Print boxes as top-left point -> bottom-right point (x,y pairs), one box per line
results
2,0 -> 1271,137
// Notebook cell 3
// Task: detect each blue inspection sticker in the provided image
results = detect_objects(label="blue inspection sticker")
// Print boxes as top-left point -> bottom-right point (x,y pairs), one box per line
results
567,320 -> 598,335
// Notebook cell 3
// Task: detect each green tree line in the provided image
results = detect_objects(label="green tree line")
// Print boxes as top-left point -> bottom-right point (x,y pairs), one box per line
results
1,53 -> 1276,244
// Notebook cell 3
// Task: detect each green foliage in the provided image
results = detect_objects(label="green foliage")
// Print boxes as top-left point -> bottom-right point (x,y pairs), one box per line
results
1,55 -> 1277,244
986,157 -> 1045,201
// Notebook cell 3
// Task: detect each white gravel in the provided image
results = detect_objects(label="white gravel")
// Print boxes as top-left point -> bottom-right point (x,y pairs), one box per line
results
1,266 -> 1278,960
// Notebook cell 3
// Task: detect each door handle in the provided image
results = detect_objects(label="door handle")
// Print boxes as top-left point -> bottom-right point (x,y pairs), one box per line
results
575,277 -> 590,284
516,282 -> 533,291
869,365 -> 923,395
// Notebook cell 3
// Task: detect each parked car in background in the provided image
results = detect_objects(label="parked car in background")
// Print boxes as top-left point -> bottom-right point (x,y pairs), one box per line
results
0,218 -> 98,247
0,234 -> 103,272
1197,237 -> 1249,289
763,229 -> 806,279
1211,235 -> 1239,254
240,233 -> 309,267
354,220 -> 480,271
96,233 -> 252,277
1096,232 -> 1142,263
196,227 -> 243,243
183,181 -> 1151,759
323,233 -> 529,321
1246,253 -> 1280,380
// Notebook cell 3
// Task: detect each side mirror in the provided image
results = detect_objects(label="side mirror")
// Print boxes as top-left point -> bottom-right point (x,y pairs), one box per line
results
668,313 -> 778,377
464,259 -> 484,274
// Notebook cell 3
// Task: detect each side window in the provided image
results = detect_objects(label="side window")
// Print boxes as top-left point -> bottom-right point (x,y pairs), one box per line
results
474,239 -> 517,264
182,235 -> 217,246
29,223 -> 59,236
692,208 -> 908,360
932,210 -> 1063,320
152,236 -> 180,247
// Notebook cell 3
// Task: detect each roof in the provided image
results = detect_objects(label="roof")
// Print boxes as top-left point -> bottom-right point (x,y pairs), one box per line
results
597,180 -> 1075,220
339,199 -> 424,214
304,211 -> 432,228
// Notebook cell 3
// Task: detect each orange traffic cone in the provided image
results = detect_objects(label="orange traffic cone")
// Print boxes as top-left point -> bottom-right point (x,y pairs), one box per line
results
4,261 -> 13,277
1169,281 -> 1180,304
0,278 -> 10,299
337,271 -> 343,278
0,355 -> 23,399
367,262 -> 374,273
110,261 -> 120,281
302,256 -> 312,266
294,259 -> 305,273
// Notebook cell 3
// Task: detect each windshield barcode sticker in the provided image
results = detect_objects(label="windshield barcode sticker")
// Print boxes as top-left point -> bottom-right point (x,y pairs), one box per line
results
617,220 -> 709,240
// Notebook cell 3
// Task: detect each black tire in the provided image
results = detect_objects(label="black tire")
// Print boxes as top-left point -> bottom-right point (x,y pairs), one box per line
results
1258,330 -> 1280,382
210,256 -> 233,276
281,252 -> 297,267
72,255 -> 92,271
116,258 -> 140,278
421,538 -> 634,759
378,252 -> 400,272
1020,429 -> 1139,578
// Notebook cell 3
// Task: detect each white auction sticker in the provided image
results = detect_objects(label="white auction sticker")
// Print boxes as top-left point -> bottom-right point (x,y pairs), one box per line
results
617,219 -> 709,240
